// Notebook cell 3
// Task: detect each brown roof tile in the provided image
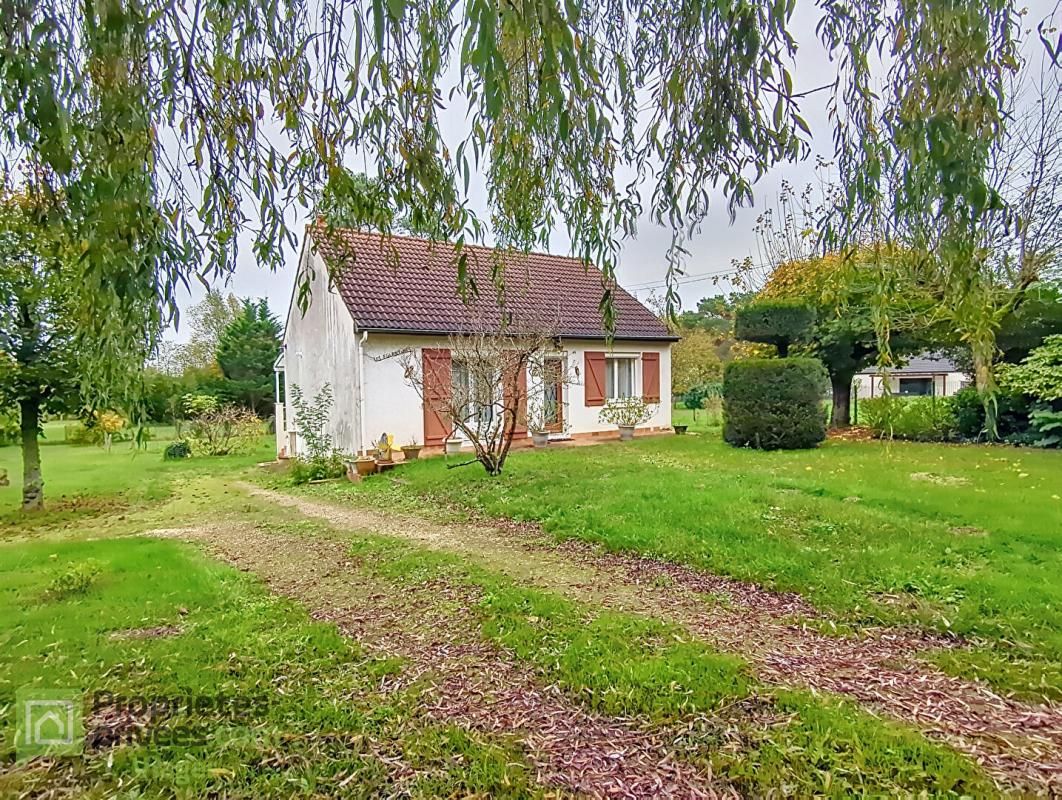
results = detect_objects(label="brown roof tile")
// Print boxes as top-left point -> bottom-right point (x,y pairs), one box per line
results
309,225 -> 675,340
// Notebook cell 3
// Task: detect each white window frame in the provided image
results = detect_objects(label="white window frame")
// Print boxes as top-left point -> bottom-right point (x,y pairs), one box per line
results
605,355 -> 638,400
451,359 -> 500,438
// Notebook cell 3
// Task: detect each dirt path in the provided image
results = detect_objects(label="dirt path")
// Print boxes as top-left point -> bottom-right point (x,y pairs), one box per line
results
154,520 -> 729,799
239,482 -> 1062,795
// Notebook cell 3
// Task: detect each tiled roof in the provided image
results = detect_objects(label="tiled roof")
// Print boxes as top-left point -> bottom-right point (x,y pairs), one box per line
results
308,225 -> 676,340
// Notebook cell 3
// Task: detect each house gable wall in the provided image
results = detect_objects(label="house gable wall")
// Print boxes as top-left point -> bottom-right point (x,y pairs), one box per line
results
281,244 -> 362,455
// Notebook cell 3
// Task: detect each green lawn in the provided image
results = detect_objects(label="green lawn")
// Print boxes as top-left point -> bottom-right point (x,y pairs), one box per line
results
0,489 -> 991,797
0,535 -> 543,798
311,429 -> 1062,702
0,430 -> 1056,795
0,436 -> 273,531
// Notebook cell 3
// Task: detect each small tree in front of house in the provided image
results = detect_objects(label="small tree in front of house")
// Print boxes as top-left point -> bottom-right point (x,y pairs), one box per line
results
401,320 -> 565,476
724,302 -> 828,450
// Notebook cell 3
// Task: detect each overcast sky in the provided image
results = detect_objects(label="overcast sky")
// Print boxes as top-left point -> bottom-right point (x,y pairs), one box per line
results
166,1 -> 1058,340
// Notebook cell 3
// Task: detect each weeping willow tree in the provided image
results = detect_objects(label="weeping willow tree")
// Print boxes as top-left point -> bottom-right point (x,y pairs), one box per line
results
0,0 -> 1042,417
819,20 -> 1062,438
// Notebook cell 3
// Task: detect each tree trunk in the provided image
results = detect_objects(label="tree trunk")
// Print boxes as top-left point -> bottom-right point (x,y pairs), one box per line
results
970,334 -> 999,441
830,369 -> 856,428
20,396 -> 44,511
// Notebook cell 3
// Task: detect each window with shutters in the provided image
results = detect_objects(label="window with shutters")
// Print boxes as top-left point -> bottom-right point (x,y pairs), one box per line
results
605,357 -> 636,399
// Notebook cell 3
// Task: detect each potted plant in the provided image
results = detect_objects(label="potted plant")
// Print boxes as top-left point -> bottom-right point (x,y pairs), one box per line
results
401,438 -> 423,461
349,453 -> 376,478
444,437 -> 463,455
599,397 -> 657,441
526,397 -> 550,447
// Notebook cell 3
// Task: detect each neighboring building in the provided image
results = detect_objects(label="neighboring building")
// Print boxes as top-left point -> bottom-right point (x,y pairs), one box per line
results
275,226 -> 677,458
853,355 -> 971,399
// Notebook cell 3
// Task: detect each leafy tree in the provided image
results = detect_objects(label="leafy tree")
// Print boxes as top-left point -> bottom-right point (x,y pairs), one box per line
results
996,283 -> 1062,364
761,252 -> 937,428
824,55 -> 1062,438
0,192 -> 81,510
316,169 -> 397,233
0,0 -> 1033,378
216,300 -> 282,416
675,293 -> 754,336
671,328 -> 723,397
155,292 -> 242,376
315,167 -> 444,236
1000,335 -> 1062,403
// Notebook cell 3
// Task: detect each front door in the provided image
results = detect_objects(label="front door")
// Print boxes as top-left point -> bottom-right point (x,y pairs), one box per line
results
543,358 -> 564,433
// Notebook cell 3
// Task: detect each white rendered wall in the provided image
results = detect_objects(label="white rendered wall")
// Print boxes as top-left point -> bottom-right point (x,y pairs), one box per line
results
853,371 -> 971,400
359,334 -> 673,446
280,243 -> 362,456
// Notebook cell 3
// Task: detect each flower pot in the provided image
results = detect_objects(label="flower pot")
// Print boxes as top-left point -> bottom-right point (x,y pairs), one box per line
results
531,430 -> 549,447
673,424 -> 688,435
401,445 -> 422,461
444,438 -> 463,456
618,425 -> 636,441
354,458 -> 376,477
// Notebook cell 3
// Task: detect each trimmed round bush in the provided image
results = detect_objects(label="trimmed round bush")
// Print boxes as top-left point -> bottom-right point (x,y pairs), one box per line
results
723,358 -> 828,450
734,300 -> 815,357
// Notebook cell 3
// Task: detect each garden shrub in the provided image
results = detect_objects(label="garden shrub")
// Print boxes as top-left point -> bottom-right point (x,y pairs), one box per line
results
860,396 -> 957,442
734,301 -> 814,357
723,358 -> 828,450
683,382 -> 722,411
48,560 -> 103,598
185,405 -> 262,455
290,453 -> 348,485
1000,334 -> 1062,402
65,413 -> 134,447
1029,407 -> 1062,448
951,387 -> 1032,441
289,383 -> 336,460
163,440 -> 192,460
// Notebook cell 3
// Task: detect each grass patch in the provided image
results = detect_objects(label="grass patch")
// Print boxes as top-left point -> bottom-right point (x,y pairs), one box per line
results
0,437 -> 274,535
313,433 -> 1062,702
0,536 -> 540,798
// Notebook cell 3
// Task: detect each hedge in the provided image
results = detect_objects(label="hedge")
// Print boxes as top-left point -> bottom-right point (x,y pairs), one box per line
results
860,396 -> 957,442
723,358 -> 828,450
951,386 -> 1033,441
734,300 -> 815,357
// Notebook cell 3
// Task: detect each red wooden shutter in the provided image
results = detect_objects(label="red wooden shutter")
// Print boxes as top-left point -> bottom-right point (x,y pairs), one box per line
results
503,352 -> 528,437
422,348 -> 452,446
642,352 -> 660,403
585,351 -> 606,406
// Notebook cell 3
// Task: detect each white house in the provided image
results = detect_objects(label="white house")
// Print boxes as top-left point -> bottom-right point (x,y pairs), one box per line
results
275,225 -> 677,458
853,354 -> 971,399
